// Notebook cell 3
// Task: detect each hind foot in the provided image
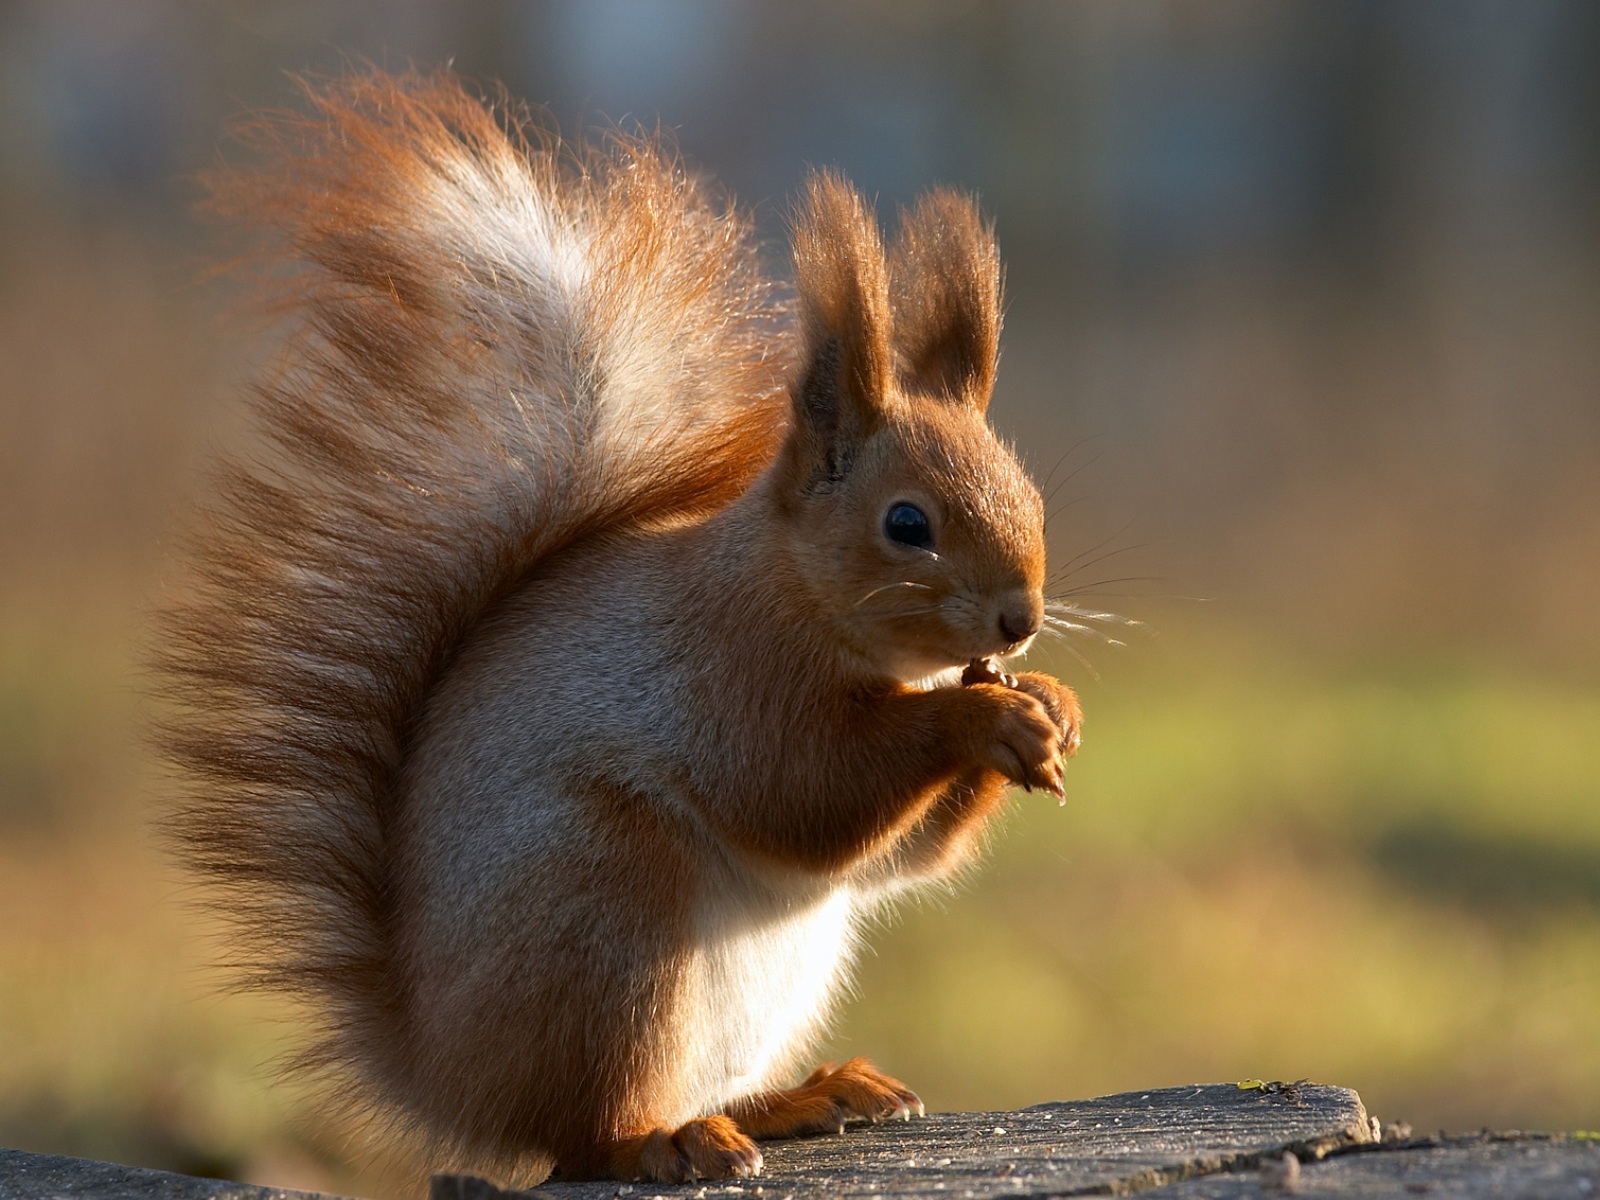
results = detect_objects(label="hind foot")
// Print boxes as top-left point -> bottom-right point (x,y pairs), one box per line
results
577,1114 -> 762,1183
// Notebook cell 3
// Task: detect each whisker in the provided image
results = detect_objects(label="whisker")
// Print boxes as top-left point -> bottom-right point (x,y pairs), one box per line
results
1046,513 -> 1142,583
1039,633 -> 1102,682
852,581 -> 934,609
1048,527 -> 1124,578
1042,615 -> 1127,646
1045,603 -> 1144,628
1043,450 -> 1106,511
1035,445 -> 1077,497
1036,435 -> 1107,505
1047,542 -> 1145,590
884,605 -> 952,619
1051,576 -> 1167,597
1043,493 -> 1090,534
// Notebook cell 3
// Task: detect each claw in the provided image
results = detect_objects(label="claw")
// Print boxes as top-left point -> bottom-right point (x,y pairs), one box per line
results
1041,765 -> 1065,800
895,1087 -> 926,1119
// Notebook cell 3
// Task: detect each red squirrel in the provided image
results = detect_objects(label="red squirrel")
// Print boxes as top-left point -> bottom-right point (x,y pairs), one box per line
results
157,70 -> 1081,1185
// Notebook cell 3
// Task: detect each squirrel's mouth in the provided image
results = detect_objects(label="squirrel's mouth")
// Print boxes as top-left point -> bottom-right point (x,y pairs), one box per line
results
1000,631 -> 1037,659
878,631 -> 1031,686
861,590 -> 1037,679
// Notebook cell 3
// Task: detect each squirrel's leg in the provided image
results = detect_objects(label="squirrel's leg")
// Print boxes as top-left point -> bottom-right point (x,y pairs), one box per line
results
561,1116 -> 762,1183
725,1058 -> 923,1140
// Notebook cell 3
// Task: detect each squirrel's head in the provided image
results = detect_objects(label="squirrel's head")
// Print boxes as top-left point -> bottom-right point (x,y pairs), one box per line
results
772,175 -> 1046,684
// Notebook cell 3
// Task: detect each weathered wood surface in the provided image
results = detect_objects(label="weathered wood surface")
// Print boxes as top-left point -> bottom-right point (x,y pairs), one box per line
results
1153,1131 -> 1600,1198
5,1084 -> 1597,1200
497,1083 -> 1371,1199
0,1148 -> 321,1200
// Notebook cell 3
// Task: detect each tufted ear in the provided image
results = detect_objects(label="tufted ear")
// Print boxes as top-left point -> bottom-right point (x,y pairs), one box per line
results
888,188 -> 1002,410
784,172 -> 893,490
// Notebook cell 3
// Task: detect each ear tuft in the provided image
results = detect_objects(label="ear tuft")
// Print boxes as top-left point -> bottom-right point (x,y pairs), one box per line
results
787,173 -> 893,475
889,189 -> 1002,409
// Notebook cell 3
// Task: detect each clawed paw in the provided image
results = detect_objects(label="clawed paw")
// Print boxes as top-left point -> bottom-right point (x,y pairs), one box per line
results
1009,671 -> 1082,761
636,1115 -> 763,1183
965,668 -> 1081,797
728,1057 -> 923,1141
974,686 -> 1068,797
799,1058 -> 925,1128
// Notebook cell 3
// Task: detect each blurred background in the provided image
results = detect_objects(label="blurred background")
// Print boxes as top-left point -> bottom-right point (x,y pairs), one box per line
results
1,0 -> 1597,1193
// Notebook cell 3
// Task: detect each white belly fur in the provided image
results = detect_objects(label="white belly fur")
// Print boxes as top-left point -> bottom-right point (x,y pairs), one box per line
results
674,882 -> 859,1118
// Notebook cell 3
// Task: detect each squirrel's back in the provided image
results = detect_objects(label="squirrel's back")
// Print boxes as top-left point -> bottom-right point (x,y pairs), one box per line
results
156,70 -> 790,1149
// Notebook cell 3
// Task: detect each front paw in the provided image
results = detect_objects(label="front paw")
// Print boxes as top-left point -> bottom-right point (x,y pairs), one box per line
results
968,684 -> 1068,797
726,1058 -> 923,1141
796,1058 -> 924,1127
1009,671 -> 1083,759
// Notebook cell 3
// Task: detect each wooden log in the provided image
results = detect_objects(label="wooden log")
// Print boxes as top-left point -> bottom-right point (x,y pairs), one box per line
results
1150,1130 -> 1600,1198
438,1082 -> 1372,1198
6,1084 -> 1596,1200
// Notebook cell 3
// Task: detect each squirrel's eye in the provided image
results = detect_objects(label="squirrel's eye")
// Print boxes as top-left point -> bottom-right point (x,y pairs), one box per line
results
883,502 -> 933,549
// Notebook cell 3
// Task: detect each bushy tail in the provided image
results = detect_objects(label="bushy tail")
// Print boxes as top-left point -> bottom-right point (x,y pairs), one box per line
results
154,70 -> 789,1143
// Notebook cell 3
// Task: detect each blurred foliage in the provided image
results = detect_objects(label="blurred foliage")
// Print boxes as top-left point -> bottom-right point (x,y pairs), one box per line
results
1,1 -> 1597,1194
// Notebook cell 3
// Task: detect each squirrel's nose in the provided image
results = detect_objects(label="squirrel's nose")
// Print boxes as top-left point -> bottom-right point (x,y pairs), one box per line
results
998,597 -> 1042,646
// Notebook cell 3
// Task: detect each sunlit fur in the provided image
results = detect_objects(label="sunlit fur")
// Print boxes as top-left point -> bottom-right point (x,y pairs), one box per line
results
156,71 -> 1080,1185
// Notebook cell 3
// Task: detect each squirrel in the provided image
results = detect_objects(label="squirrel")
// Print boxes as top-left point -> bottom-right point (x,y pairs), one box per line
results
156,70 -> 1082,1186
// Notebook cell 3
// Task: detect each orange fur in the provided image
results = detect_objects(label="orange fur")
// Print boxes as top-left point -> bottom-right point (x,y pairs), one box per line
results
156,69 -> 1080,1185
728,1059 -> 923,1139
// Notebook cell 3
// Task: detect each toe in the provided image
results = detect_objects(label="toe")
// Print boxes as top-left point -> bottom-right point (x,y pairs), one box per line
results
675,1115 -> 764,1180
635,1129 -> 690,1183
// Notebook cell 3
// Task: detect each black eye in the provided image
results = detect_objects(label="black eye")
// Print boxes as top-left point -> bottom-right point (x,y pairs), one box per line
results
883,502 -> 933,549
